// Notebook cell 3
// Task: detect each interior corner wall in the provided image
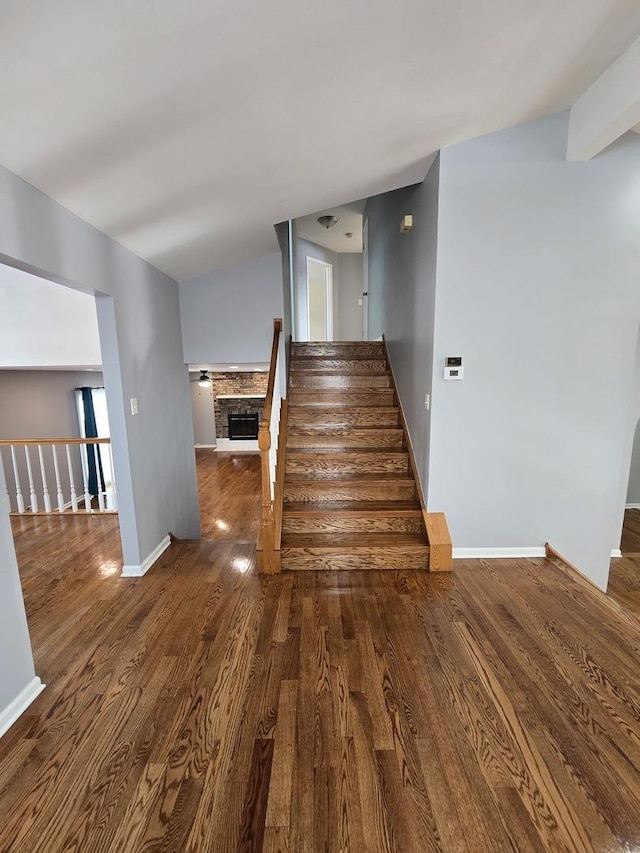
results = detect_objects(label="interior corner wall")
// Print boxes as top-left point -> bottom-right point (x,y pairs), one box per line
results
179,253 -> 284,364
294,238 -> 339,341
0,163 -> 201,570
429,111 -> 640,589
364,158 -> 440,499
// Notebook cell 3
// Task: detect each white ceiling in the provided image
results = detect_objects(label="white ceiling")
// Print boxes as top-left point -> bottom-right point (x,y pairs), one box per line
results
296,202 -> 365,253
2,1 -> 640,281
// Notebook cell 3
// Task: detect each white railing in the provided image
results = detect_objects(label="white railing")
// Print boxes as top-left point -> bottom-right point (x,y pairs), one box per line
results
268,344 -> 283,500
1,438 -> 117,515
258,319 -> 285,573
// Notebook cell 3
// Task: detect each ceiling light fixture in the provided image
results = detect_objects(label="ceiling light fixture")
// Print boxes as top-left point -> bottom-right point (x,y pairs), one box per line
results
198,370 -> 212,387
318,215 -> 338,229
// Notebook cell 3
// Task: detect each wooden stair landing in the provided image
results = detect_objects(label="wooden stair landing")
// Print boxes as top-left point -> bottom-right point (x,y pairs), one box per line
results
282,341 -> 431,571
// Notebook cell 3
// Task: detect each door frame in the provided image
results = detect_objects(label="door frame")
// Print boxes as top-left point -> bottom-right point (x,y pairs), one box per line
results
306,257 -> 333,341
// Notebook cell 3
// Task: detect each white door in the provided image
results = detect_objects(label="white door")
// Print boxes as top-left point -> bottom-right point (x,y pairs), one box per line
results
306,258 -> 333,341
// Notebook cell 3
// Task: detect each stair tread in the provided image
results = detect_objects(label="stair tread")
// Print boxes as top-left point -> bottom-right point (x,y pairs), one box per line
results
285,472 -> 414,483
283,500 -> 422,515
290,368 -> 390,375
282,532 -> 428,549
286,447 -> 407,455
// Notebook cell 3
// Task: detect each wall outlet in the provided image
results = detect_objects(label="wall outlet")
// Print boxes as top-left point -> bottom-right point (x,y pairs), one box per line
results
358,298 -> 363,306
130,397 -> 138,415
424,393 -> 430,411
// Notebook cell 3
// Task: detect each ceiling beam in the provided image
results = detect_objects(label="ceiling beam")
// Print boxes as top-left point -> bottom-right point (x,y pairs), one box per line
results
567,34 -> 640,161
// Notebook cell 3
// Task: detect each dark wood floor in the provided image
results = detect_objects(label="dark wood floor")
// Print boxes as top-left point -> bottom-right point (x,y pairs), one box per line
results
3,456 -> 640,850
197,449 -> 260,540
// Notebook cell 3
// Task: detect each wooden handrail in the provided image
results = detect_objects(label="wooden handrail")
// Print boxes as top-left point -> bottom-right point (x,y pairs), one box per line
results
262,318 -> 282,429
0,437 -> 111,446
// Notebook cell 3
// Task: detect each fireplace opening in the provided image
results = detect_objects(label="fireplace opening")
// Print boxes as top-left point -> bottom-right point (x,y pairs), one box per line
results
228,413 -> 260,440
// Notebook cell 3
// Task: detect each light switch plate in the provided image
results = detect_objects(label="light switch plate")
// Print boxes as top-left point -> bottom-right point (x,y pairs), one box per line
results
130,397 -> 138,415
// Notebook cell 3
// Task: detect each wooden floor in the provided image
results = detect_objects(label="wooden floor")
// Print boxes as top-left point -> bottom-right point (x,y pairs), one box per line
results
619,507 -> 640,555
3,459 -> 640,850
196,449 -> 260,540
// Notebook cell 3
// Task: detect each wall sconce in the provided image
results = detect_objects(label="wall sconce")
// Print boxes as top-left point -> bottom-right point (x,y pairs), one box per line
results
400,214 -> 413,233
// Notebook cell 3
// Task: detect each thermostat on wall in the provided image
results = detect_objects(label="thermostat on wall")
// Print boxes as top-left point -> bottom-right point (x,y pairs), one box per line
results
444,356 -> 463,381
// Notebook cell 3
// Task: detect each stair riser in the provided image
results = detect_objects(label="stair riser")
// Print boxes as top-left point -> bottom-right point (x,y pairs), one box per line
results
291,359 -> 387,373
281,547 -> 429,571
288,408 -> 399,428
283,515 -> 424,535
284,481 -> 416,502
291,344 -> 385,358
287,455 -> 408,477
287,429 -> 404,449
290,374 -> 391,389
290,390 -> 395,407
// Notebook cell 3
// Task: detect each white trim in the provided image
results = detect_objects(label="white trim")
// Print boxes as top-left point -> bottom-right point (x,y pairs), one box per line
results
121,534 -> 171,578
0,677 -> 45,739
611,549 -> 622,558
194,444 -> 217,449
215,438 -> 259,451
625,503 -> 640,509
453,547 -> 546,559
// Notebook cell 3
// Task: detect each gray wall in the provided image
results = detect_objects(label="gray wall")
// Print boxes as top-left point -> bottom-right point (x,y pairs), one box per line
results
0,370 -> 104,512
0,461 -> 37,722
429,112 -> 640,589
274,222 -> 293,344
0,161 -> 200,723
365,158 -> 440,500
180,253 -> 284,364
190,380 -> 217,446
337,253 -> 363,341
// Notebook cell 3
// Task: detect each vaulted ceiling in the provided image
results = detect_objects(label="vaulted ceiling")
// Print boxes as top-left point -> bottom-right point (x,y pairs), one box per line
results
2,0 -> 640,281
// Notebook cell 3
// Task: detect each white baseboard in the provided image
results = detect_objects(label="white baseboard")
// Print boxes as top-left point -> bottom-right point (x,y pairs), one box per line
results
0,677 -> 45,739
194,444 -> 217,448
122,534 -> 171,578
625,503 -> 640,509
611,549 -> 622,558
453,547 -> 546,559
215,438 -> 259,451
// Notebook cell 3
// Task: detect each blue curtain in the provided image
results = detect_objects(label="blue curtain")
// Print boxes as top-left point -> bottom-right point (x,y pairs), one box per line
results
80,387 -> 105,498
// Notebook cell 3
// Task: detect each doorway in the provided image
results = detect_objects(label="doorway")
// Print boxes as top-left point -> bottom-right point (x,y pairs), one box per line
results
306,258 -> 333,341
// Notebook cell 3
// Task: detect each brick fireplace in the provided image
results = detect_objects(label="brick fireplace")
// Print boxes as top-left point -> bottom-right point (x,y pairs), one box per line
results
212,372 -> 268,439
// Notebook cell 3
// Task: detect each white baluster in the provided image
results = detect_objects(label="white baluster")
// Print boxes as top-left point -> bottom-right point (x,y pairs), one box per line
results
93,444 -> 105,511
3,452 -> 10,513
24,446 -> 38,512
108,443 -> 118,511
65,444 -> 78,512
10,446 -> 25,513
79,444 -> 91,511
52,445 -> 65,512
37,444 -> 52,512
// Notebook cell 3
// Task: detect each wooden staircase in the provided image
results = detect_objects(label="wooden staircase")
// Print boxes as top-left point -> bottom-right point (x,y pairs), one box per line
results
280,341 -> 439,571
